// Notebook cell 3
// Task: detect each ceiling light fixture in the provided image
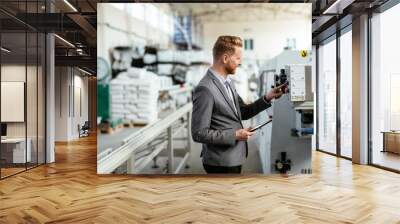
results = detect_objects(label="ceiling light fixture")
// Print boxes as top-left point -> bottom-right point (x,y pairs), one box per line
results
323,0 -> 354,15
1,47 -> 11,53
63,0 -> 78,12
54,34 -> 75,48
78,67 -> 92,76
76,48 -> 85,55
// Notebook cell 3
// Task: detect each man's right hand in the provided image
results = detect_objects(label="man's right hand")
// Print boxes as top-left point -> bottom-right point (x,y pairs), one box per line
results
235,128 -> 254,141
264,82 -> 289,102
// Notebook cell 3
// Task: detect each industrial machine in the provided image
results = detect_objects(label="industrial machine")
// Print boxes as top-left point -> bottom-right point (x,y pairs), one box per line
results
255,50 -> 313,174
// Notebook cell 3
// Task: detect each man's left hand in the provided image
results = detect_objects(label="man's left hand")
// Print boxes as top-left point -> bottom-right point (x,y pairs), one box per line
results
264,82 -> 289,102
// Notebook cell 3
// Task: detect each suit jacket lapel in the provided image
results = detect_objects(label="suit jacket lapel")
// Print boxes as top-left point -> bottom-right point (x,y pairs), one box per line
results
207,71 -> 240,120
229,81 -> 242,121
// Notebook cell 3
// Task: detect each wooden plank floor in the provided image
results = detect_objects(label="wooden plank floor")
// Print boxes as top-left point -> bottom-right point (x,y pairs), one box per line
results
1,135 -> 400,224
1,167 -> 26,178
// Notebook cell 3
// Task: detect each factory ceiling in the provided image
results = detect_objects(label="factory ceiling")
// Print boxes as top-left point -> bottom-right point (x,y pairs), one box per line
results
0,0 -> 392,72
169,3 -> 311,23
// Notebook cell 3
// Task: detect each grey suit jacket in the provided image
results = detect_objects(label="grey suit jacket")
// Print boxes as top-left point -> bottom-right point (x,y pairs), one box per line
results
191,69 -> 272,166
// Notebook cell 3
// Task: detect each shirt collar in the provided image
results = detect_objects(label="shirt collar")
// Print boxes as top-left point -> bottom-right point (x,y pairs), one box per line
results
209,68 -> 232,84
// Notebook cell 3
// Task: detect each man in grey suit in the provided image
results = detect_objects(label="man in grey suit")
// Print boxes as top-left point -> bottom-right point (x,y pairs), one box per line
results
191,36 -> 287,174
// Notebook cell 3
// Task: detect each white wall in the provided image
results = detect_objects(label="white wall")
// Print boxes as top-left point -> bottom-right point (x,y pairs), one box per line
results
202,19 -> 311,63
1,64 -> 46,164
1,65 -> 26,139
55,67 -> 89,141
55,67 -> 68,141
72,74 -> 89,138
98,3 -> 311,65
1,65 -> 40,137
97,3 -> 174,64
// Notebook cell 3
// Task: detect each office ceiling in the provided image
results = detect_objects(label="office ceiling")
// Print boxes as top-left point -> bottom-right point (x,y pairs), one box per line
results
0,0 -> 97,72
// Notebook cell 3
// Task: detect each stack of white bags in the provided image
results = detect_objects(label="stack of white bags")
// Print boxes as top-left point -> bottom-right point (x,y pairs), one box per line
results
157,50 -> 191,65
158,76 -> 173,90
157,50 -> 191,75
110,68 -> 161,124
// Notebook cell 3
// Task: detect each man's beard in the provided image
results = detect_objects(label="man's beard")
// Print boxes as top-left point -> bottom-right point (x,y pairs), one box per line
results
225,65 -> 236,74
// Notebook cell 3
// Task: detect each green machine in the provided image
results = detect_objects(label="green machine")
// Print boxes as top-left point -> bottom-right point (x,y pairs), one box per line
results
97,57 -> 122,128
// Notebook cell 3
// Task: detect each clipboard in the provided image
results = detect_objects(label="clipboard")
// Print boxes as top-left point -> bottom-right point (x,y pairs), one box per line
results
250,119 -> 272,132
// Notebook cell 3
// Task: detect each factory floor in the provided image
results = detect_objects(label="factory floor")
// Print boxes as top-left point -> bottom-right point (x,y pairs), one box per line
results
137,134 -> 262,174
98,119 -> 263,174
1,135 -> 400,223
